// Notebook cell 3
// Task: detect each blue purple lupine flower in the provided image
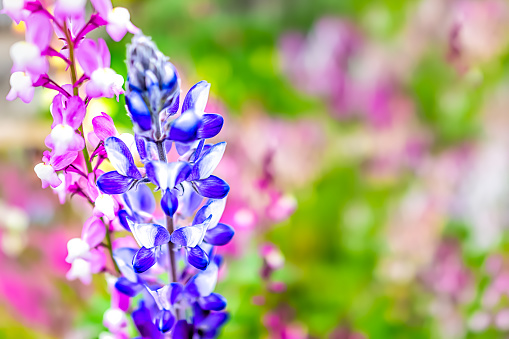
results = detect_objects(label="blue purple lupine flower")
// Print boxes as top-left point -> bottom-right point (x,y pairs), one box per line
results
5,1 -> 233,337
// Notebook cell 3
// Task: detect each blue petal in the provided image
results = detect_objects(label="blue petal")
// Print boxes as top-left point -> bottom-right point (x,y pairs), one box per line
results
197,312 -> 229,333
132,301 -> 162,339
172,320 -> 191,339
204,223 -> 234,246
104,137 -> 142,179
169,282 -> 184,305
157,309 -> 175,333
113,247 -> 138,282
97,171 -> 134,194
162,62 -> 179,91
170,217 -> 210,248
131,222 -> 170,249
169,111 -> 201,142
182,81 -> 210,113
145,161 -> 191,191
197,114 -> 224,139
161,188 -> 178,217
187,246 -> 209,270
198,293 -> 227,311
193,139 -> 206,161
190,142 -> 226,181
132,246 -> 156,273
193,198 -> 227,229
126,91 -> 152,131
193,176 -> 230,199
124,184 -> 156,216
115,277 -> 143,297
118,210 -> 132,231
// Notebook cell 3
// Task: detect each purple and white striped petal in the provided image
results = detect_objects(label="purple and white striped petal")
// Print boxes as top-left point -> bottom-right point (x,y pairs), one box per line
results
193,175 -> 230,199
196,113 -> 224,139
190,142 -> 226,181
186,257 -> 218,297
182,81 -> 210,114
104,136 -> 142,179
132,246 -> 156,273
193,198 -> 226,230
157,309 -> 175,333
145,161 -> 191,191
169,111 -> 201,142
186,246 -> 209,270
130,222 -> 170,249
115,277 -> 143,297
113,247 -> 137,282
97,171 -> 135,194
123,184 -> 156,216
170,216 -> 211,248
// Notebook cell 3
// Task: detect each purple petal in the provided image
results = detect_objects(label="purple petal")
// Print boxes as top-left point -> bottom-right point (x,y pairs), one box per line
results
135,134 -> 148,162
132,246 -> 156,273
182,81 -> 210,113
204,223 -> 234,246
168,282 -> 183,305
131,223 -> 170,249
97,171 -> 135,194
196,114 -> 224,139
197,312 -> 229,333
92,112 -> 117,141
161,188 -> 178,217
25,13 -> 52,51
132,301 -> 162,339
104,136 -> 142,179
193,176 -> 230,199
126,90 -> 152,131
169,111 -> 201,142
198,293 -> 227,311
81,216 -> 106,248
190,142 -> 226,181
170,217 -> 210,248
187,246 -> 209,270
157,309 -> 175,333
118,210 -> 132,231
115,277 -> 142,297
172,320 -> 192,339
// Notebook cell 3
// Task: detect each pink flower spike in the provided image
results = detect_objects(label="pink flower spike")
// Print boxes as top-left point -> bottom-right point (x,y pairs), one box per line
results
6,72 -> 34,103
1,0 -> 28,24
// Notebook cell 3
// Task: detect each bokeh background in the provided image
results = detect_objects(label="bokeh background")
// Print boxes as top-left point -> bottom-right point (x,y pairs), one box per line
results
3,0 -> 509,338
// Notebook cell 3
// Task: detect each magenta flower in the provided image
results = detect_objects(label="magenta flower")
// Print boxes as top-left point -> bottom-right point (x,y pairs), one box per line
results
10,12 -> 52,80
1,0 -> 28,24
76,38 -> 125,99
45,94 -> 86,155
91,0 -> 139,41
34,151 -> 78,188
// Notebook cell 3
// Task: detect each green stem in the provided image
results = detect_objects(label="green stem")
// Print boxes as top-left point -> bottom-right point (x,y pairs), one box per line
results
105,220 -> 121,275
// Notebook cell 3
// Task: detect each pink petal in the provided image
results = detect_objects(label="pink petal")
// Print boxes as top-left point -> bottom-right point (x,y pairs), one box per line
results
75,39 -> 100,75
25,12 -> 53,51
90,0 -> 113,18
82,216 -> 106,248
93,112 -> 117,140
63,96 -> 86,129
98,38 -> 111,68
106,24 -> 127,42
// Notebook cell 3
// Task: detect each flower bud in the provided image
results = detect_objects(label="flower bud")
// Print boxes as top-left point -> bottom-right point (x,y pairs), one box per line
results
126,34 -> 179,141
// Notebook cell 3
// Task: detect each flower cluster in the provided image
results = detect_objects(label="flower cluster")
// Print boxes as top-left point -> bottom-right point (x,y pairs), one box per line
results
5,1 -> 233,338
